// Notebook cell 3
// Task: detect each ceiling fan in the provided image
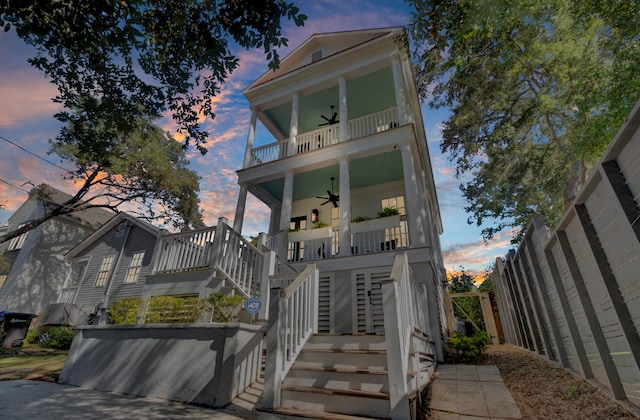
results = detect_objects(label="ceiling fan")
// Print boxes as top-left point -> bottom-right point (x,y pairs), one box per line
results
316,176 -> 339,207
318,105 -> 339,126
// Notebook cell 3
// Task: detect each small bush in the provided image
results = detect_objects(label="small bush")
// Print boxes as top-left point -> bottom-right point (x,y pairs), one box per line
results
351,216 -> 370,223
208,293 -> 246,322
43,326 -> 76,350
145,295 -> 206,324
377,207 -> 400,218
447,330 -> 489,364
109,297 -> 144,325
26,329 -> 41,345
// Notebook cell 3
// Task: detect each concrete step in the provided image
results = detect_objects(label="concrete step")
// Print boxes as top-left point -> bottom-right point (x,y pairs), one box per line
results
304,333 -> 386,351
296,348 -> 388,370
284,368 -> 389,393
280,385 -> 390,418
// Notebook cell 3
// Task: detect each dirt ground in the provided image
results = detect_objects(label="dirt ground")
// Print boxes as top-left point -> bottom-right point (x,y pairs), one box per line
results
480,344 -> 637,419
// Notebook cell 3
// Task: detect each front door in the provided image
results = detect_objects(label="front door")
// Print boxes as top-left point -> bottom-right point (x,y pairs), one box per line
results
353,269 -> 387,333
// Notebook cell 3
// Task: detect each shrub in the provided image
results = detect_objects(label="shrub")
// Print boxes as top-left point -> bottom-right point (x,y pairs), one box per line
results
43,326 -> 76,350
108,297 -> 144,325
447,330 -> 489,364
26,329 -> 41,345
208,293 -> 246,322
145,295 -> 206,324
351,216 -> 370,223
377,207 -> 400,218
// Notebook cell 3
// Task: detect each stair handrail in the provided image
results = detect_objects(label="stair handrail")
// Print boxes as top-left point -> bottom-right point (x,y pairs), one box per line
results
381,253 -> 416,419
263,263 -> 319,410
212,221 -> 265,299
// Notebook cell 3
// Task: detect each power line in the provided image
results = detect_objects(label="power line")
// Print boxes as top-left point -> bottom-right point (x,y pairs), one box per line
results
0,134 -> 74,174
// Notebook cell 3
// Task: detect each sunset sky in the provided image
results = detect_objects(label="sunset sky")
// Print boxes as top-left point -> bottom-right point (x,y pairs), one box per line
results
0,0 -> 515,276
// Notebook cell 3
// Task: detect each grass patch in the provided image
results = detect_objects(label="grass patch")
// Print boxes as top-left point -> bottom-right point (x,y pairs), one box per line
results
0,342 -> 67,382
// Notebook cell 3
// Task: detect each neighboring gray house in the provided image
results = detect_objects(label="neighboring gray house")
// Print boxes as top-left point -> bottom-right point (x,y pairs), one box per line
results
0,184 -> 113,315
62,213 -> 162,315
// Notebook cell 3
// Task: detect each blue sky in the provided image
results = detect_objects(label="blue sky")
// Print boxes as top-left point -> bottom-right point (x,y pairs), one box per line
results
0,0 -> 514,276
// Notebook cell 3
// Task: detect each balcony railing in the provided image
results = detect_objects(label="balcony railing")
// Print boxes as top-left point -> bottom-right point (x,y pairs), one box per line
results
247,106 -> 398,167
347,107 -> 398,139
281,215 -> 409,262
154,226 -> 217,273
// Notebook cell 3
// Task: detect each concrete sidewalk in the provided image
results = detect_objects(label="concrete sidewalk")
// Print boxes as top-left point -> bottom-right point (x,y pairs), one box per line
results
428,364 -> 522,419
0,380 -> 259,419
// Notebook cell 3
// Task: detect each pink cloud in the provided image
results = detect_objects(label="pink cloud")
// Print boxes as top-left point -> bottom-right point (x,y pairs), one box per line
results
442,230 -> 514,273
0,73 -> 60,128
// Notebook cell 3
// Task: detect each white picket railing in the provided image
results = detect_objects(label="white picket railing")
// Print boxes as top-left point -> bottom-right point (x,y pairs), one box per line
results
348,107 -> 398,140
295,125 -> 339,153
382,253 -> 432,418
263,264 -> 319,409
153,226 -> 217,273
246,107 -> 399,167
250,139 -> 288,166
351,215 -> 409,256
215,224 -> 264,298
152,221 -> 264,300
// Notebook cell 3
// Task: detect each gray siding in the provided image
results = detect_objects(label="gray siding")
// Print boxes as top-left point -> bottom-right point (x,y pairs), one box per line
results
0,204 -> 95,314
73,224 -> 158,308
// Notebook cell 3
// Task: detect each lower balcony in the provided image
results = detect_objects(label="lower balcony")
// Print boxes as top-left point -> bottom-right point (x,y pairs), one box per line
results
282,214 -> 409,263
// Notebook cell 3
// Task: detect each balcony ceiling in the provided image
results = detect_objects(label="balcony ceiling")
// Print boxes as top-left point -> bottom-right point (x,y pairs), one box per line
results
258,149 -> 403,202
262,67 -> 395,138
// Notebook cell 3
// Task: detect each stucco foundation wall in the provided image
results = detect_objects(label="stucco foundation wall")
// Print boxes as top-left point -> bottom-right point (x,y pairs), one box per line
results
59,323 -> 265,407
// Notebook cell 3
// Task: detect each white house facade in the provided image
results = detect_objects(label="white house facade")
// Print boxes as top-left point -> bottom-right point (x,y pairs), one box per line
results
232,27 -> 449,418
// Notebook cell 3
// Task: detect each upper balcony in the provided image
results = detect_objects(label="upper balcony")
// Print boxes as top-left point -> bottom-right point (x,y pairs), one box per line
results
247,106 -> 399,168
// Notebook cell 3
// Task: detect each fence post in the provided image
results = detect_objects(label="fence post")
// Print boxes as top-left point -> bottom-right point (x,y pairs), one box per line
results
263,287 -> 287,409
211,217 -> 228,268
258,250 -> 277,322
381,278 -> 410,419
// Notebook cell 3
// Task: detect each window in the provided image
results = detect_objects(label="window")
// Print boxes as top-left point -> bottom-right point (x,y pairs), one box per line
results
95,256 -> 115,287
381,196 -> 406,215
7,223 -> 29,251
124,251 -> 145,284
0,275 -> 6,290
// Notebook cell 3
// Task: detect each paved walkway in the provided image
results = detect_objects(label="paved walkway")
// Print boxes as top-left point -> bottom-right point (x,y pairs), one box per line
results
0,380 -> 259,419
428,365 -> 522,419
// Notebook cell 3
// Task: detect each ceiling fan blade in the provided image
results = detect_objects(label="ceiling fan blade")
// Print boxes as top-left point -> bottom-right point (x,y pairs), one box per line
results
321,114 -> 331,122
318,122 -> 330,126
331,112 -> 338,120
321,200 -> 331,205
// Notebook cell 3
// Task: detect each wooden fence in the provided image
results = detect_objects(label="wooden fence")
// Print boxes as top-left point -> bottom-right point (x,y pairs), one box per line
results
492,100 -> 640,408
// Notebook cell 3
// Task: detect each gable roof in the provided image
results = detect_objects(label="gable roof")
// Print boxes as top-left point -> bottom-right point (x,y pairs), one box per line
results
244,27 -> 403,93
66,212 -> 163,258
7,184 -> 113,230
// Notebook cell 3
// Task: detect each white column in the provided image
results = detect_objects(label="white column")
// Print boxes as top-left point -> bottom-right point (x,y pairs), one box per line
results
287,93 -> 299,156
243,109 -> 258,167
233,183 -> 248,233
279,171 -> 294,232
392,57 -> 409,125
400,142 -> 427,246
338,158 -> 352,256
339,76 -> 348,142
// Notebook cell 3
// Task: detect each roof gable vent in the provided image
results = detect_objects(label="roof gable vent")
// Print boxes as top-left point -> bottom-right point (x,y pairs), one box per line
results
311,50 -> 322,62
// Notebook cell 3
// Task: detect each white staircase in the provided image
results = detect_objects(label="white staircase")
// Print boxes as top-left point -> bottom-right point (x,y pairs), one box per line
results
274,333 -> 393,419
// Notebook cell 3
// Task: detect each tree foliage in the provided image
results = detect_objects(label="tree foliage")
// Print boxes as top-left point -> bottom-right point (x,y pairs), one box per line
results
0,1 -> 306,244
409,0 -> 640,241
1,0 -> 306,154
0,119 -> 203,245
